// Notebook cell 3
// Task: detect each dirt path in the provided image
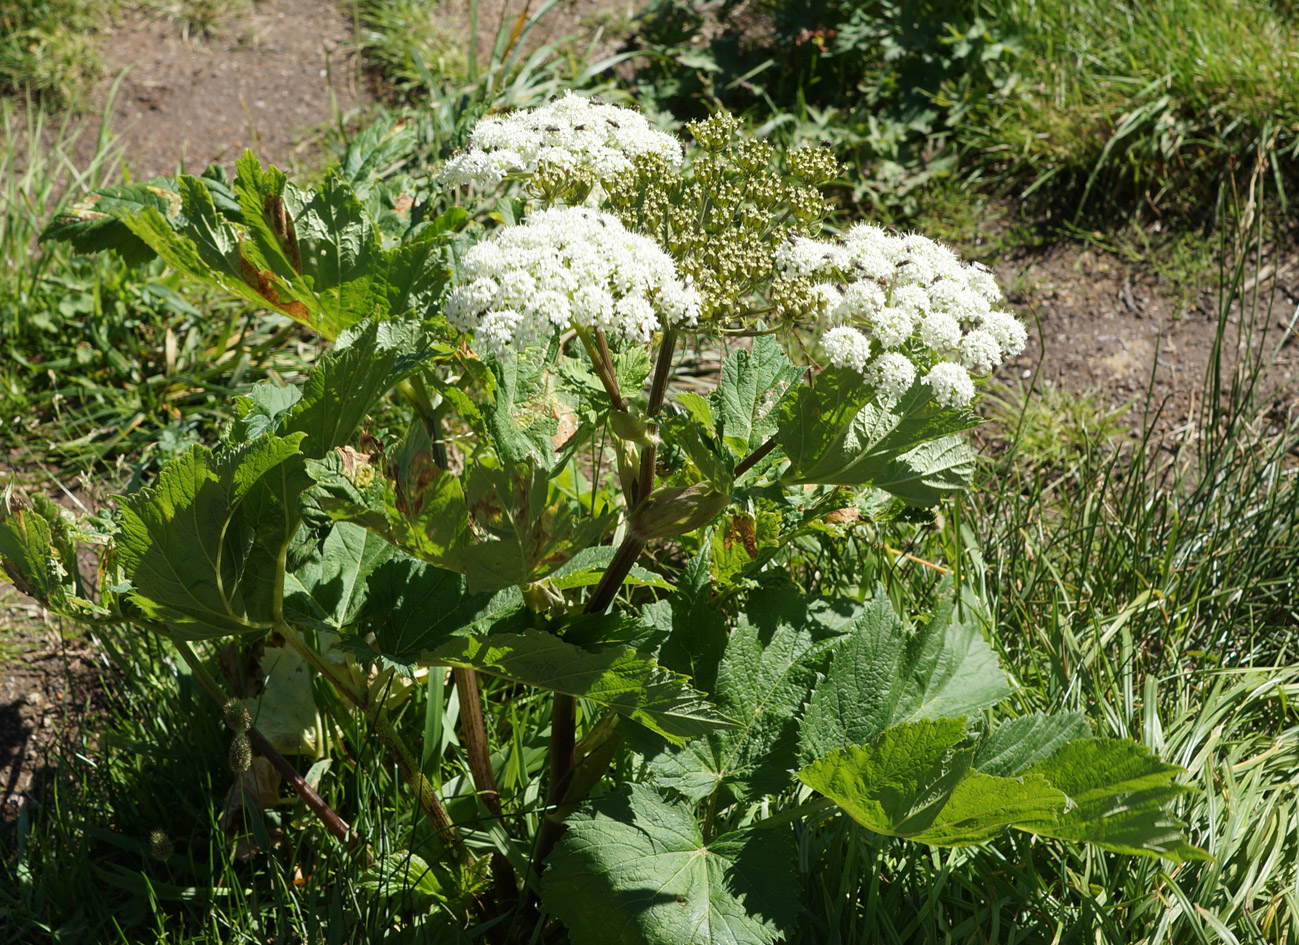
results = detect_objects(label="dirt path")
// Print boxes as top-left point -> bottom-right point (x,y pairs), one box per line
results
997,241 -> 1299,430
87,0 -> 364,179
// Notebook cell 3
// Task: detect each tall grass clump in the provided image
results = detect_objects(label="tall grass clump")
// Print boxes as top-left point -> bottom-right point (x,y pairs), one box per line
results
623,0 -> 1299,226
0,100 -> 310,482
974,0 -> 1299,225
0,0 -> 107,109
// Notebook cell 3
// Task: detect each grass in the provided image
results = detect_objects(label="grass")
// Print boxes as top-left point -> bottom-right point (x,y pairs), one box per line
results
0,0 -> 108,109
975,0 -> 1299,226
0,98 -> 313,485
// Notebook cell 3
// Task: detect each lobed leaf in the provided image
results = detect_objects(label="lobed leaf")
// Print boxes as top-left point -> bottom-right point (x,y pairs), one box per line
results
117,436 -> 308,640
543,784 -> 798,945
800,585 -> 1010,763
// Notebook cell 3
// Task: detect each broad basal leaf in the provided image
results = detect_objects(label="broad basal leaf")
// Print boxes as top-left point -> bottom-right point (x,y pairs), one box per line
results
482,349 -> 559,465
872,435 -> 976,507
118,436 -> 308,640
286,169 -> 387,329
543,784 -> 798,945
798,718 -> 974,837
1017,738 -> 1209,861
40,179 -> 184,265
648,586 -> 839,802
800,723 -> 1068,845
426,629 -> 733,743
800,584 -> 1010,762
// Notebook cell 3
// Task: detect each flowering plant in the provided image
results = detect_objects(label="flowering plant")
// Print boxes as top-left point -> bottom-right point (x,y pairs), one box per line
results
4,97 -> 1203,942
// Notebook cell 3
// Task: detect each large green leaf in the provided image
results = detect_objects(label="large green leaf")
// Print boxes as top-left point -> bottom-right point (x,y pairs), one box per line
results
973,711 -> 1091,777
777,373 -> 978,494
800,586 -> 1010,762
284,522 -> 397,628
798,718 -> 974,837
1017,738 -> 1209,861
284,318 -> 431,459
283,169 -> 388,328
482,350 -> 559,465
802,722 -> 1069,846
872,435 -> 976,506
426,629 -> 734,743
715,336 -> 802,457
357,557 -> 522,665
117,436 -> 308,640
648,587 -> 839,802
460,461 -> 613,593
41,181 -> 181,264
543,784 -> 798,945
653,546 -> 727,692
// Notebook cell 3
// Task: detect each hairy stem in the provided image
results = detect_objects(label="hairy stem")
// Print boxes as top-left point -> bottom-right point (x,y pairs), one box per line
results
276,623 -> 462,848
453,668 -> 519,903
171,639 -> 356,849
533,327 -> 681,881
576,325 -> 628,412
734,435 -> 778,477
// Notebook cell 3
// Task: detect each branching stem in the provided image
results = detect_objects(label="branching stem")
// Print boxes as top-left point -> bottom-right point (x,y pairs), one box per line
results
275,623 -> 462,848
170,638 -> 357,850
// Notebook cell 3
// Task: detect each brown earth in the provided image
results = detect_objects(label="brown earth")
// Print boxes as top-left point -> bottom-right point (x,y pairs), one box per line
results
85,0 -> 364,180
998,240 -> 1299,430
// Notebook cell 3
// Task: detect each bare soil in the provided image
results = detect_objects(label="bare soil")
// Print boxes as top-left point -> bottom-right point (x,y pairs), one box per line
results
85,0 -> 364,179
996,240 -> 1299,430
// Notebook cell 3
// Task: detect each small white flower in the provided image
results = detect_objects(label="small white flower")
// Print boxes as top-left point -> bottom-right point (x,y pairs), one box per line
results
868,352 -> 917,401
444,206 -> 695,356
924,362 -> 976,408
918,311 -> 962,352
775,237 -> 846,276
822,326 -> 872,372
960,329 -> 1002,374
982,309 -> 1028,359
866,305 -> 916,350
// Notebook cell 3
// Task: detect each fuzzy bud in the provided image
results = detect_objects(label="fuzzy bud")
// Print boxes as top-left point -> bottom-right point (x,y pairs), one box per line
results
228,732 -> 252,773
148,828 -> 174,862
222,698 -> 251,734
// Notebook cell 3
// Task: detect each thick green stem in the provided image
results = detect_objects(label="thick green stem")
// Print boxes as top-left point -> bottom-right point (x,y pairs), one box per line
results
276,624 -> 462,848
171,639 -> 356,849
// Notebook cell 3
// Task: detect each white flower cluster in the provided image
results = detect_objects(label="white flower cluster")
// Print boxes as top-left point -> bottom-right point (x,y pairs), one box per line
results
439,92 -> 682,188
445,207 -> 702,356
777,223 -> 1026,407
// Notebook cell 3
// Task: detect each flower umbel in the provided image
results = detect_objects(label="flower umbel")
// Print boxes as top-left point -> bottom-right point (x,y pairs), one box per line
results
439,92 -> 682,190
778,224 -> 1027,407
446,207 -> 701,357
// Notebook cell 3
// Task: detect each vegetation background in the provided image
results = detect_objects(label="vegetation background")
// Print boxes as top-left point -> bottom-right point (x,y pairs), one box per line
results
1,0 -> 1296,942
